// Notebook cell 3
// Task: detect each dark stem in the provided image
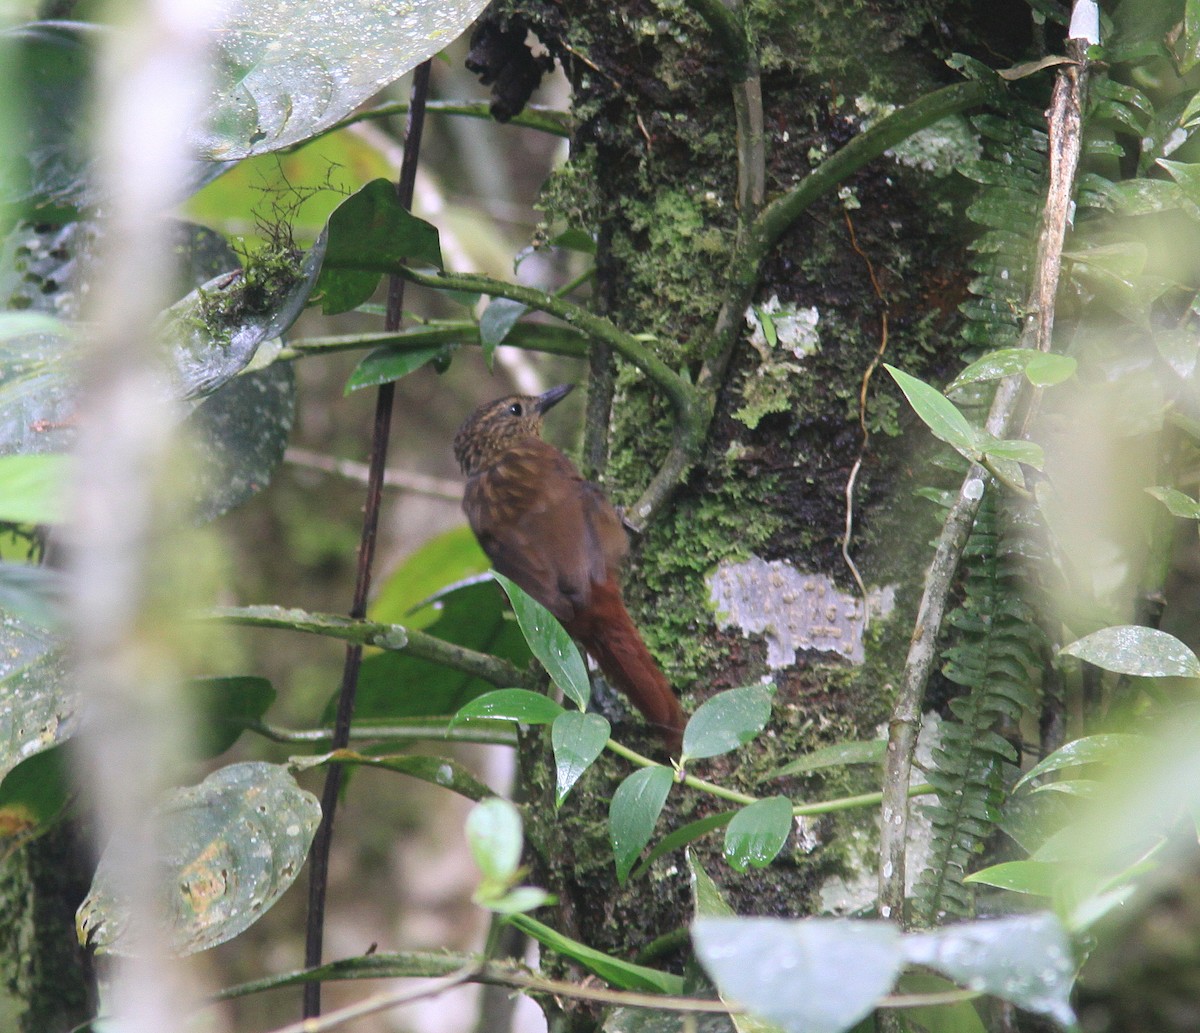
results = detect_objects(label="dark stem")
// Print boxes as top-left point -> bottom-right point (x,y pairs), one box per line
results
302,59 -> 432,1020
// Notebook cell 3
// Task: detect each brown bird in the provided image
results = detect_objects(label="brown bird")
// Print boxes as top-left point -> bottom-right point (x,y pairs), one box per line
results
454,384 -> 686,754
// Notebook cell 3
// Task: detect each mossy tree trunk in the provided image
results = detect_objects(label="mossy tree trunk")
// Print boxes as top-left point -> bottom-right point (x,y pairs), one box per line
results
496,1 -> 1039,1028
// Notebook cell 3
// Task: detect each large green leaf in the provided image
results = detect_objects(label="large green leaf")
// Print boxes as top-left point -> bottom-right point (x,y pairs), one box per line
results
0,453 -> 68,523
370,526 -> 489,631
191,0 -> 492,161
885,364 -> 981,457
77,762 -> 320,955
189,676 -> 276,758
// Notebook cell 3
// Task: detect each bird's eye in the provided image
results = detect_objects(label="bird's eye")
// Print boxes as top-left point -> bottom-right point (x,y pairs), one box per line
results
508,402 -> 523,416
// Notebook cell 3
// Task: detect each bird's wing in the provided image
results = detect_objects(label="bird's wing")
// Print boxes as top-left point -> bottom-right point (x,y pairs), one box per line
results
464,441 -> 599,622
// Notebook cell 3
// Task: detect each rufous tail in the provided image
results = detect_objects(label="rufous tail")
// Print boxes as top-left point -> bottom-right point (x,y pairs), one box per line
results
566,576 -> 686,755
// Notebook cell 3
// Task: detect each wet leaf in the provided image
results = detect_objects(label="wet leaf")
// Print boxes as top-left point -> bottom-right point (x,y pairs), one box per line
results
479,297 -> 527,369
551,711 -> 610,806
693,917 -> 903,1033
1146,486 -> 1200,520
724,796 -> 793,871
493,573 -> 590,711
0,615 -> 73,782
1014,733 -> 1143,790
192,0 -> 492,160
77,762 -> 320,955
453,689 -> 564,727
681,684 -> 774,761
771,739 -> 884,777
346,345 -> 450,392
1060,626 -> 1200,678
609,765 -> 673,884
903,914 -> 1076,1027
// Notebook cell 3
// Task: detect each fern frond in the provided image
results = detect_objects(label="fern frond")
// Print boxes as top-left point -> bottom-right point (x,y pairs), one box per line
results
912,489 -> 1044,925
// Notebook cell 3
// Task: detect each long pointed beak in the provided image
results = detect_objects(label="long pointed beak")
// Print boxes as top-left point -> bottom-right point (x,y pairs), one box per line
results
536,383 -> 574,413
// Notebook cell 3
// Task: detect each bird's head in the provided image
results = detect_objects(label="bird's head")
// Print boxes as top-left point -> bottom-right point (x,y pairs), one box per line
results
454,383 -> 574,475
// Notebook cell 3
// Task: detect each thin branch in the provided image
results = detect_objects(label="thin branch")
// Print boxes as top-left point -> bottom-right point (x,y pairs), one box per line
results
271,964 -> 481,1033
274,321 -> 590,363
304,61 -> 432,1019
238,717 -> 519,748
289,99 -> 571,148
206,605 -> 536,689
284,447 -> 463,501
877,41 -> 1089,926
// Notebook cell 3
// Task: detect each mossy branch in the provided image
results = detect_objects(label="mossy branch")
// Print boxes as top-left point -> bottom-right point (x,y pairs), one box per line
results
700,79 -> 991,384
205,604 -> 534,689
683,0 -> 753,81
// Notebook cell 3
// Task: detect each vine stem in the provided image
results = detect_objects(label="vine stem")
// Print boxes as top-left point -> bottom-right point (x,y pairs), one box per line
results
302,59 -> 432,1020
877,37 -> 1089,926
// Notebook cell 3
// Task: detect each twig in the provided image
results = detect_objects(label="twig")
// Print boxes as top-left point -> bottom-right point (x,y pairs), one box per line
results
237,717 -> 519,748
284,447 -> 463,501
206,604 -> 536,689
272,963 -> 480,1033
303,60 -> 432,1019
877,37 -> 1089,926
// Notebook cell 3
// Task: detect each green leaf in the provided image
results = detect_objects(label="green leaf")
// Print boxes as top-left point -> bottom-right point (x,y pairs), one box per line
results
681,684 -> 774,761
692,917 -> 903,1033
193,0 -> 492,160
551,711 -> 610,807
690,851 -> 735,917
947,348 -> 1074,392
1023,352 -> 1077,387
0,563 -> 63,628
315,179 -> 444,315
346,345 -> 450,392
609,765 -> 673,884
77,762 -> 320,955
292,750 -> 492,802
162,239 -> 324,400
980,435 -> 1044,468
1146,486 -> 1200,519
347,579 -> 533,724
185,360 -> 296,521
724,796 -> 793,871
0,454 -> 69,524
0,745 -> 70,840
483,886 -> 553,915
1015,733 -> 1143,791
0,313 -> 77,457
479,298 -> 528,370
453,689 -> 564,727
885,364 -> 980,457
465,797 -> 523,884
1059,626 -> 1200,678
509,913 -> 683,994
0,618 -> 74,782
963,860 -> 1059,896
770,739 -> 884,778
369,526 -> 490,630
1159,158 -> 1200,208
493,572 -> 591,711
903,914 -> 1075,1027
893,972 -> 987,1033
189,676 -> 275,759
632,811 -> 735,880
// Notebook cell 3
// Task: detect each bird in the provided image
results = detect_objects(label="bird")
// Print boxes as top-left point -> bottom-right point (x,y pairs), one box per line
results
454,383 -> 686,754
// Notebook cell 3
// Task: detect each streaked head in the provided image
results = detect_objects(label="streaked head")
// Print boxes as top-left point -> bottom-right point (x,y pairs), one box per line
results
453,383 -> 574,474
